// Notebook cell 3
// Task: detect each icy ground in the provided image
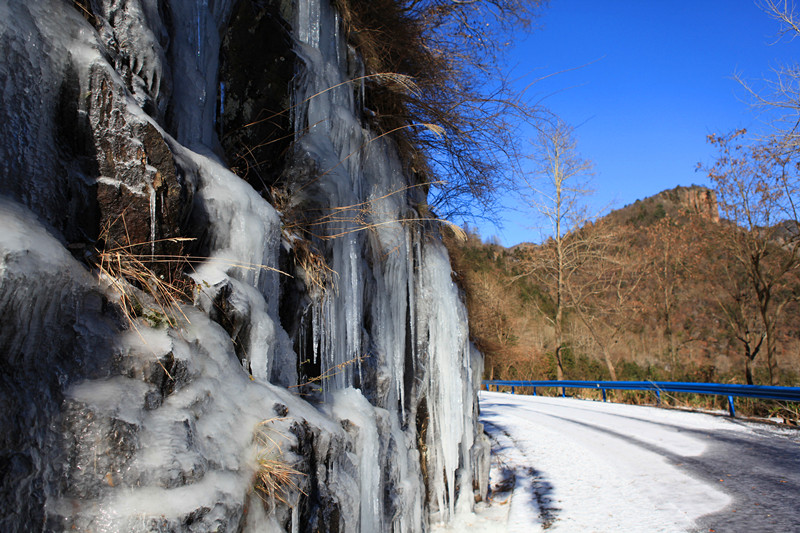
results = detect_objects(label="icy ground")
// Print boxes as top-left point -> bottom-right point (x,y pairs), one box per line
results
437,391 -> 800,532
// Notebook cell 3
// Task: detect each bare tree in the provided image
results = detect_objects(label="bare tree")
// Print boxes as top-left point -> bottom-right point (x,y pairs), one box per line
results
704,130 -> 800,384
641,216 -> 704,373
516,119 -> 595,382
711,252 -> 768,385
566,227 -> 647,381
736,0 -> 800,147
699,1 -> 800,384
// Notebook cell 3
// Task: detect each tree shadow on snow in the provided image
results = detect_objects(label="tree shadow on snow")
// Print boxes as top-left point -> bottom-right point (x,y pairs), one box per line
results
483,420 -> 560,529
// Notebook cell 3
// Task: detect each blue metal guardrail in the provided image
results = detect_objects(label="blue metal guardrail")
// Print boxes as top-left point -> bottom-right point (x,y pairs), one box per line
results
482,379 -> 800,417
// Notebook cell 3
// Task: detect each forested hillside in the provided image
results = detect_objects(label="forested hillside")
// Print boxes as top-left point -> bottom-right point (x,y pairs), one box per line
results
446,185 -> 800,388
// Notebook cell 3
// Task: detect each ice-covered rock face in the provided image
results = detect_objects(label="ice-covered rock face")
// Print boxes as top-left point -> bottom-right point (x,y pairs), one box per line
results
0,0 -> 487,531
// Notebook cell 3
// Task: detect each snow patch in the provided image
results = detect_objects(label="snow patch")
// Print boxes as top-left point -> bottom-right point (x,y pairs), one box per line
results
476,392 -> 735,532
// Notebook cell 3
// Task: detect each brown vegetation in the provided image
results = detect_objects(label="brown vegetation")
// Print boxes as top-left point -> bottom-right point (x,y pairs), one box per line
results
93,216 -> 194,329
252,419 -> 305,509
445,185 -> 800,391
702,130 -> 800,384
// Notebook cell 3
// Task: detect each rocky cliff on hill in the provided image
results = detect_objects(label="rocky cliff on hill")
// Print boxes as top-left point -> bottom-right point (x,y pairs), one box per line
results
655,185 -> 719,222
611,185 -> 720,227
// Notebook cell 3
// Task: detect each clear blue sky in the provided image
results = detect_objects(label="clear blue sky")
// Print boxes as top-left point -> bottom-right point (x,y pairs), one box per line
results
475,0 -> 800,246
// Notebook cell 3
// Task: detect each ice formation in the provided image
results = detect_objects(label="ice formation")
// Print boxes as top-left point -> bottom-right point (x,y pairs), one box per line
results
0,0 -> 488,531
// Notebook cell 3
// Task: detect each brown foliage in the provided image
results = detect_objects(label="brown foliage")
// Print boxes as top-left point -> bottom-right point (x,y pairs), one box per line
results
446,192 -> 800,386
445,230 -> 551,380
701,129 -> 800,384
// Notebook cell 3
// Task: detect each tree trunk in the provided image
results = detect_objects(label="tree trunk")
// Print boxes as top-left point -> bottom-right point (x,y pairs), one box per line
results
554,302 -> 565,395
555,346 -> 564,381
554,301 -> 565,382
745,357 -> 754,385
664,309 -> 678,374
554,344 -> 565,397
602,346 -> 617,381
766,336 -> 777,385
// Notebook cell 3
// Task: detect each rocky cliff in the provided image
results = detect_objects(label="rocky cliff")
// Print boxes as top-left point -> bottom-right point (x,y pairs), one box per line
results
0,0 -> 488,531
658,185 -> 720,222
603,184 -> 720,229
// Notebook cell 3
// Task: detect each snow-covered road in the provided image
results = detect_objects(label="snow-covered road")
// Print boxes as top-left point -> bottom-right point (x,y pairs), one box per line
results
441,391 -> 800,532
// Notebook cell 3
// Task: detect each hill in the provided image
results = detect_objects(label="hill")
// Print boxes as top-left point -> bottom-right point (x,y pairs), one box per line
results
445,185 -> 800,393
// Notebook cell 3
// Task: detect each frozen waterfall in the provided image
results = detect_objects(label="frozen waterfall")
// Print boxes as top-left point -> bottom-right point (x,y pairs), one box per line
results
0,0 -> 489,531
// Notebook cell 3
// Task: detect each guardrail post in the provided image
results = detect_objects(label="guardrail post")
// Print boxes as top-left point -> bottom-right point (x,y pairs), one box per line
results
511,386 -> 515,395
533,387 -> 537,396
655,390 -> 661,405
602,389 -> 607,402
727,396 -> 736,417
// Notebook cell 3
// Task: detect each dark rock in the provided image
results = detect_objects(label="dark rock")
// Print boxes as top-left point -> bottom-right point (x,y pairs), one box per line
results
85,66 -> 193,267
61,401 -> 141,500
0,203 -> 118,530
116,348 -> 191,402
206,279 -> 252,367
292,421 -> 349,533
144,389 -> 163,410
219,0 -> 296,191
273,403 -> 289,417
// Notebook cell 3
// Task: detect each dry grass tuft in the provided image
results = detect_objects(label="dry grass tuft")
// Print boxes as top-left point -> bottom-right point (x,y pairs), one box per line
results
93,217 -> 195,329
291,238 -> 338,297
253,419 -> 305,508
94,214 -> 288,330
767,401 -> 800,425
440,219 -> 467,242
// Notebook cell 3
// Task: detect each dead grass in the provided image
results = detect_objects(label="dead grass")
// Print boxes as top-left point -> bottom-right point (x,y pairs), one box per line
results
94,217 -> 195,330
291,238 -> 338,297
252,419 -> 305,508
275,180 -> 461,299
282,182 -> 463,241
94,214 -> 288,331
70,0 -> 98,26
291,354 -> 369,392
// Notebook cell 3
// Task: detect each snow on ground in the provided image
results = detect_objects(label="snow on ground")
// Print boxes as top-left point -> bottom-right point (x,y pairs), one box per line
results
439,391 -> 767,533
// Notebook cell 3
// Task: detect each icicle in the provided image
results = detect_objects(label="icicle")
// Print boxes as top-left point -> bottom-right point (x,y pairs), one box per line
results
334,11 -> 342,68
330,389 -> 384,532
148,183 -> 156,256
312,302 -> 320,366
